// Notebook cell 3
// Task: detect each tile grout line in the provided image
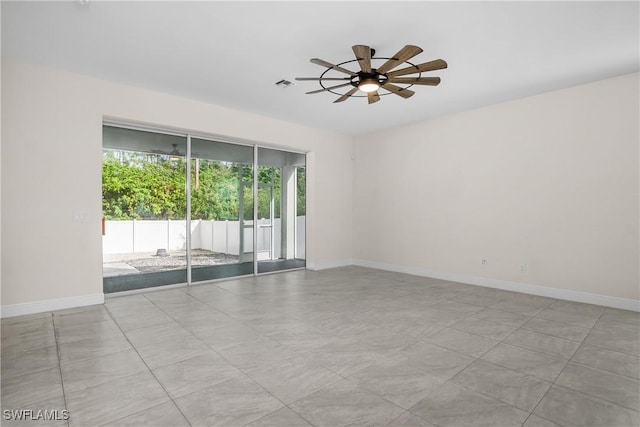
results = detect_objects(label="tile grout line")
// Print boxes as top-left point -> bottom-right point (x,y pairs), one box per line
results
438,303 -> 580,425
284,293 -> 528,424
450,298 -> 612,427
153,285 -> 421,426
418,300 -> 550,365
579,339 -> 640,359
436,306 -> 568,423
519,305 -> 608,427
6,270 -> 637,427
472,302 -> 572,427
105,274 -> 637,425
140,292 -> 320,427
444,358 -> 555,421
487,310 -> 589,362
522,316 -> 592,334
548,383 -> 640,414
51,313 -> 71,427
275,375 -> 412,427
568,358 -> 640,382
561,306 -> 640,412
149,286 -> 425,426
103,302 -> 193,427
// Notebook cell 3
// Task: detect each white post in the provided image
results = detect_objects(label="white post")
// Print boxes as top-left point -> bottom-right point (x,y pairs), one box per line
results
281,166 -> 296,259
225,220 -> 229,255
167,219 -> 171,250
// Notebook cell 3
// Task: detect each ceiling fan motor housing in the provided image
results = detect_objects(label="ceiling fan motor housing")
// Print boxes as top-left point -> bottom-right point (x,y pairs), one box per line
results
351,71 -> 388,88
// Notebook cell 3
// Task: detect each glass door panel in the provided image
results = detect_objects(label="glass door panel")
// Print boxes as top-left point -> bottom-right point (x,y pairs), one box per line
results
189,138 -> 254,282
238,162 -> 255,264
257,147 -> 306,274
296,166 -> 306,259
102,126 -> 188,292
257,185 -> 274,260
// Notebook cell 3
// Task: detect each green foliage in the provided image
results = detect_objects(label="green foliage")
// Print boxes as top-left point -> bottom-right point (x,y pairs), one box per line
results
297,168 -> 306,216
102,150 -> 306,221
190,159 -> 240,220
102,151 -> 186,220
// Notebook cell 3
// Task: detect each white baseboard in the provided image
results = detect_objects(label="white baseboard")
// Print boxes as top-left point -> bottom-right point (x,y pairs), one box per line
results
3,262 -> 635,317
307,259 -> 354,271
1,293 -> 105,318
353,259 -> 640,312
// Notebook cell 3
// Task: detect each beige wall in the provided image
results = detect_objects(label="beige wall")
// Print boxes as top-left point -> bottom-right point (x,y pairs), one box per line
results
1,60 -> 353,306
354,73 -> 639,301
2,60 -> 638,310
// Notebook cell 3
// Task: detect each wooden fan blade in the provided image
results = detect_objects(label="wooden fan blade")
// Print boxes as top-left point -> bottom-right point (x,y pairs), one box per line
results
377,45 -> 423,74
306,82 -> 353,95
368,91 -> 381,104
381,83 -> 415,99
310,58 -> 357,76
333,87 -> 360,103
387,59 -> 448,77
387,77 -> 441,86
352,45 -> 372,73
295,77 -> 351,81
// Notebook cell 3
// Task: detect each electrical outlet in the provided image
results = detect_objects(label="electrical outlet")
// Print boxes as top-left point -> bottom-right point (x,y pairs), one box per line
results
520,264 -> 527,273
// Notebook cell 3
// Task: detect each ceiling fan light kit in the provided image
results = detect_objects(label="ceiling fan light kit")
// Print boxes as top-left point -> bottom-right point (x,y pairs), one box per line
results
296,44 -> 447,104
357,75 -> 382,93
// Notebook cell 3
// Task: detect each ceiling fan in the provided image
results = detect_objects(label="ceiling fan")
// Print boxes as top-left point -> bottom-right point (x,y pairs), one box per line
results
295,44 -> 447,104
149,144 -> 182,156
150,144 -> 200,158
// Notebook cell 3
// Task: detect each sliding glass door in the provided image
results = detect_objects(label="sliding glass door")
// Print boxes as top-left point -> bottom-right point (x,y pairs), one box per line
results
102,127 -> 188,292
101,125 -> 305,293
188,138 -> 254,282
257,147 -> 306,274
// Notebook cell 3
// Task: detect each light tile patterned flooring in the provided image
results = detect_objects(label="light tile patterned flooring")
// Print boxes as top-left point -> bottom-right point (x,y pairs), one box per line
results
2,267 -> 639,426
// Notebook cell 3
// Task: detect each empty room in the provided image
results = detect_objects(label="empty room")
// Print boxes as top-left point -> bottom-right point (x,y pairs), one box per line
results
1,1 -> 638,426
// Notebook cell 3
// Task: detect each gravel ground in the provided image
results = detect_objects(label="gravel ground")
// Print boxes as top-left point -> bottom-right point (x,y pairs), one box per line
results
106,249 -> 239,273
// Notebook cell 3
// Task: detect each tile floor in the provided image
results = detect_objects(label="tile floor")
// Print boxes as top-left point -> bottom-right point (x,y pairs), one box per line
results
1,266 -> 639,426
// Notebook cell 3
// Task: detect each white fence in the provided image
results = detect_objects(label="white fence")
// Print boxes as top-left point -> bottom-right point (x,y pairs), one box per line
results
103,217 -> 306,259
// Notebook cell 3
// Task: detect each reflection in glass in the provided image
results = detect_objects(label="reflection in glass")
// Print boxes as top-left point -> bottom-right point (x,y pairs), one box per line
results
101,126 -> 187,292
257,147 -> 306,273
189,138 -> 254,282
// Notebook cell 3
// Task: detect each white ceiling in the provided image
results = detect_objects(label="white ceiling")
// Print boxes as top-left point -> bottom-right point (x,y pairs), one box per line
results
2,1 -> 638,136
